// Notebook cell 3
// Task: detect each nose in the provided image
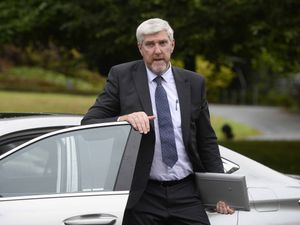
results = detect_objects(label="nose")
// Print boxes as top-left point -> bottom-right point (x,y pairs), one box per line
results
153,44 -> 162,54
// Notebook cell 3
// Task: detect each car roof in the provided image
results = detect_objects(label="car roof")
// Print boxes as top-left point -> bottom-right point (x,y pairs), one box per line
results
0,112 -> 54,119
0,113 -> 82,136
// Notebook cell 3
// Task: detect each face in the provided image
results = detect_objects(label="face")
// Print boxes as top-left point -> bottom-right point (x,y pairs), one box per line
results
138,30 -> 175,75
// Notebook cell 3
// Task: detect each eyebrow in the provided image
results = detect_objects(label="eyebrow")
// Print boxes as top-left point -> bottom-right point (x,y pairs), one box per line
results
144,39 -> 169,44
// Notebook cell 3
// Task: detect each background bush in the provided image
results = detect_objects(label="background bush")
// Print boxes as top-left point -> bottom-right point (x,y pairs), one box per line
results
220,140 -> 300,175
0,66 -> 105,94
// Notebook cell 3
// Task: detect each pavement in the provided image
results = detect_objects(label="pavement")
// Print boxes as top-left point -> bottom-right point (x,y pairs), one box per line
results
209,104 -> 300,140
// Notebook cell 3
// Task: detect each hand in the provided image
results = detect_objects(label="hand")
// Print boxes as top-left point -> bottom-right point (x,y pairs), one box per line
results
216,201 -> 235,214
119,112 -> 155,134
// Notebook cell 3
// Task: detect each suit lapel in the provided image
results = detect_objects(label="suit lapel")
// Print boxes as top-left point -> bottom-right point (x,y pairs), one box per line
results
132,62 -> 154,117
132,63 -> 191,135
173,67 -> 191,148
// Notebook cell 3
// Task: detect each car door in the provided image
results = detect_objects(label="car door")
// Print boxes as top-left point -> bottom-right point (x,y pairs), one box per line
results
0,122 -> 141,225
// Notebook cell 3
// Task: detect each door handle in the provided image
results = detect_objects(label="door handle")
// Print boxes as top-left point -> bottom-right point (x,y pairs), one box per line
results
64,214 -> 117,225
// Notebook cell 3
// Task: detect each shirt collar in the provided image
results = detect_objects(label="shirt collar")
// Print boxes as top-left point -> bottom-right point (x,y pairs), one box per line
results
146,64 -> 173,84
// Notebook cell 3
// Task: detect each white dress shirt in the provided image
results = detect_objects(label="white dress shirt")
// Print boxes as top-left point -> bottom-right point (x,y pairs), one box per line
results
146,65 -> 193,181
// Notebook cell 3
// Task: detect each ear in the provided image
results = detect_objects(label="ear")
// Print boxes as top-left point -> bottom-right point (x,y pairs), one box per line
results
137,43 -> 144,56
171,39 -> 175,52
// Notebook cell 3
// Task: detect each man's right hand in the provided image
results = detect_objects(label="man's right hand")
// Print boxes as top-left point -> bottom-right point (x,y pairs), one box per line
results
216,201 -> 235,214
118,112 -> 155,134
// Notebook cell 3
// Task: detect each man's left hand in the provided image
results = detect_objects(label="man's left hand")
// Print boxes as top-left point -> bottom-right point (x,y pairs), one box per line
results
216,201 -> 235,214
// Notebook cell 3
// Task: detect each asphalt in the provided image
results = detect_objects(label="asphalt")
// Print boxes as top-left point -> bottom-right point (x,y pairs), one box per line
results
209,104 -> 300,140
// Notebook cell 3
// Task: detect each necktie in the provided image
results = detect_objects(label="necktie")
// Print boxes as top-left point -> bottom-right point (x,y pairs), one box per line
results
154,76 -> 178,168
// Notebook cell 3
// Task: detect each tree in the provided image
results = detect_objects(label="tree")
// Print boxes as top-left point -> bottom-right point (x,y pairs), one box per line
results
1,0 -> 300,107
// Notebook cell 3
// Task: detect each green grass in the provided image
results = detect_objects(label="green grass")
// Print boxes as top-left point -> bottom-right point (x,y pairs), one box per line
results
0,66 -> 106,94
211,115 -> 260,140
0,91 -> 259,140
1,91 -> 299,174
0,91 -> 97,114
220,140 -> 300,174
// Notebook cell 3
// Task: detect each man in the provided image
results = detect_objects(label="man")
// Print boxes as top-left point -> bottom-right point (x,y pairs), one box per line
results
81,18 -> 234,225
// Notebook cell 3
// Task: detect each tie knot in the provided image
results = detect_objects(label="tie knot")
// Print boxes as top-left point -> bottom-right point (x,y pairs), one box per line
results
154,76 -> 163,86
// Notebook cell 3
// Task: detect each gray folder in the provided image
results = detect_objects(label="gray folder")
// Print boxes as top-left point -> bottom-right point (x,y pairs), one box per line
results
195,172 -> 250,211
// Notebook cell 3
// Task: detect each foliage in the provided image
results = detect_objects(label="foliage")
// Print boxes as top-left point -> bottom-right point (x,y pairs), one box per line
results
195,56 -> 236,101
1,0 -> 300,108
0,44 -> 93,77
196,56 -> 235,89
2,0 -> 299,73
0,66 -> 106,95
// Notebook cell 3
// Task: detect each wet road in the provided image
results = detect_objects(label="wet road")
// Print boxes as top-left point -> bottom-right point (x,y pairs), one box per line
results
210,104 -> 300,140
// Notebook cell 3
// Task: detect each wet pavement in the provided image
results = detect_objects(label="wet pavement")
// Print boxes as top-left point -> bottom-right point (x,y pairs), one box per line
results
209,104 -> 300,140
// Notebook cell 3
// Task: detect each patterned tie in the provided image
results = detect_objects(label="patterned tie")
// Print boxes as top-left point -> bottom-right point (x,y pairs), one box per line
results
154,76 -> 178,168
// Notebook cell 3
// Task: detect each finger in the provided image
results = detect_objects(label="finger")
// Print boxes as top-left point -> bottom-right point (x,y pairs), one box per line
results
216,201 -> 222,213
122,112 -> 153,134
130,113 -> 143,133
145,115 -> 155,131
137,113 -> 155,134
220,204 -> 226,214
227,206 -> 235,214
148,115 -> 155,120
216,201 -> 226,214
218,202 -> 235,215
135,112 -> 149,134
127,114 -> 138,130
132,112 -> 151,134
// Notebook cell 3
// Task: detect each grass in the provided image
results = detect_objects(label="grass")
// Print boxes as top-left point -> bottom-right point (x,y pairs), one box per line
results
211,115 -> 260,140
1,90 -> 299,175
0,91 -> 259,140
0,91 -> 97,114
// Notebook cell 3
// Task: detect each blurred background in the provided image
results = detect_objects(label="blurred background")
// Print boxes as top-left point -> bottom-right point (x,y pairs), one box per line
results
0,0 -> 299,174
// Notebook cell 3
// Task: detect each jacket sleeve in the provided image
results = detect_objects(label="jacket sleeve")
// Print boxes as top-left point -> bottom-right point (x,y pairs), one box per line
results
195,78 -> 224,173
81,67 -> 120,125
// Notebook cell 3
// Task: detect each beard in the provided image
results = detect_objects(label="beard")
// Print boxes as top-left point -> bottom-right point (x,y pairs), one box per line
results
149,60 -> 169,75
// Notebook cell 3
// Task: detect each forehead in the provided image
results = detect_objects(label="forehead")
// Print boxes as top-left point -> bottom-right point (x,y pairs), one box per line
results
142,30 -> 170,42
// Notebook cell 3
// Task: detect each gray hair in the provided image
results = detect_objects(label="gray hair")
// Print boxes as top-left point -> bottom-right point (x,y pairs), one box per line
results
136,18 -> 174,44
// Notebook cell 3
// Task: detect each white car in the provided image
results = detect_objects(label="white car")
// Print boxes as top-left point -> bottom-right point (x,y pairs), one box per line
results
0,113 -> 82,154
0,115 -> 299,225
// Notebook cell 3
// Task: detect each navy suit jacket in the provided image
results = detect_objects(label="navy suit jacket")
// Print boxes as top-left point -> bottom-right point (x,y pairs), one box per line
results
81,60 -> 223,208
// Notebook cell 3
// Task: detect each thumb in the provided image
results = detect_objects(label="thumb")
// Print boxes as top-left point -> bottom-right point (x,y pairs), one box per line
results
148,115 -> 156,120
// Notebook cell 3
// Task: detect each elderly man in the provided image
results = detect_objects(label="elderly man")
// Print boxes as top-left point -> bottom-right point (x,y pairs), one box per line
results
81,18 -> 234,225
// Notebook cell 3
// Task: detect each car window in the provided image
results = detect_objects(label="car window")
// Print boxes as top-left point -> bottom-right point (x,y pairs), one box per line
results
0,125 -> 131,198
0,127 -> 71,155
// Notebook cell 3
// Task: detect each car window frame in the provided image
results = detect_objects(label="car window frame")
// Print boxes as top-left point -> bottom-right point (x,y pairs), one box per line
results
0,122 -> 141,199
0,126 -> 74,155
